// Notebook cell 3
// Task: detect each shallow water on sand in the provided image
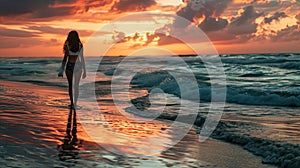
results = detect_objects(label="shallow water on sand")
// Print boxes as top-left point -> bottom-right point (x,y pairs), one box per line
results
0,80 -> 274,168
220,104 -> 300,145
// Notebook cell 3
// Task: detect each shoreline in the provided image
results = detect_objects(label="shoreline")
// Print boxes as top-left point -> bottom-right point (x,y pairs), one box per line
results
0,79 -> 276,168
129,94 -> 300,168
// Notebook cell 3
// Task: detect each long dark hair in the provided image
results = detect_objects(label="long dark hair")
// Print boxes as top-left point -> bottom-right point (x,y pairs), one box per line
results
64,30 -> 82,53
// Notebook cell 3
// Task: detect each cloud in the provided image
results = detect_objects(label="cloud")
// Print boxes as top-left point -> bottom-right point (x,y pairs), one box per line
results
0,0 -> 46,16
204,0 -> 232,17
271,25 -> 300,42
0,37 -> 42,48
26,26 -> 71,34
175,5 -> 200,22
228,5 -> 262,35
83,0 -> 114,12
114,0 -> 234,46
110,29 -> 184,47
199,17 -> 228,31
156,33 -> 183,45
230,5 -> 261,26
264,12 -> 287,24
0,27 -> 39,37
296,13 -> 300,23
167,0 -> 238,44
110,3 -> 267,47
0,36 -> 64,49
112,31 -> 149,45
199,5 -> 264,43
0,0 -> 79,18
25,25 -> 93,36
176,0 -> 232,22
0,0 -> 115,21
204,30 -> 235,42
110,0 -> 156,12
33,6 -> 77,18
112,31 -> 127,43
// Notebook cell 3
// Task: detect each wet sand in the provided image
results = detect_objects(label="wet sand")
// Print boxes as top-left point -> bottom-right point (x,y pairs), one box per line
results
0,80 -> 274,167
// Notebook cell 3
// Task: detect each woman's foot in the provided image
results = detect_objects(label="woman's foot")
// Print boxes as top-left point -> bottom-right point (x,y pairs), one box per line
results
64,135 -> 71,142
71,136 -> 78,144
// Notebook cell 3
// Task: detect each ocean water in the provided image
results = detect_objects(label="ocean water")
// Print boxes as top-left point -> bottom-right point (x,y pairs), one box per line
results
0,54 -> 300,167
1,54 -> 300,107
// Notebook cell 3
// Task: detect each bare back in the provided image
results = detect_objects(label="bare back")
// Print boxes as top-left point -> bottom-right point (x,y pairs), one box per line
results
65,43 -> 82,63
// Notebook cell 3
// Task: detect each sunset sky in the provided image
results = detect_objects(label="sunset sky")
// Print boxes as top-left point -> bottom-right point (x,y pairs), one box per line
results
0,0 -> 299,57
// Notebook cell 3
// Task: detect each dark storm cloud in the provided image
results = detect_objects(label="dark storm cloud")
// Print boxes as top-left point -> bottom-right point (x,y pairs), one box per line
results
34,7 -> 76,18
174,0 -> 232,29
83,0 -> 114,12
199,17 -> 228,31
230,6 -> 261,26
202,5 -> 263,43
204,0 -> 232,17
175,7 -> 196,23
110,0 -> 156,12
177,0 -> 232,21
264,12 -> 287,24
0,0 -> 79,18
131,0 -> 233,46
228,6 -> 262,35
0,0 -> 48,16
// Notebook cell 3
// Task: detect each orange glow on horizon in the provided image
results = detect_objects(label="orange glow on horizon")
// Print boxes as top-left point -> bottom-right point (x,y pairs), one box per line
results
0,0 -> 299,57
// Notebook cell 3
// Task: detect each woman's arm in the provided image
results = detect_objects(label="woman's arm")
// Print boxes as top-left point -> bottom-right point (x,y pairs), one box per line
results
80,47 -> 87,79
58,45 -> 68,77
61,50 -> 68,69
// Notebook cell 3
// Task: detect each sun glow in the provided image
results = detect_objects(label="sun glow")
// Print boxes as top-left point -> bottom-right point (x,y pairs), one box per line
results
0,0 -> 299,57
157,0 -> 184,6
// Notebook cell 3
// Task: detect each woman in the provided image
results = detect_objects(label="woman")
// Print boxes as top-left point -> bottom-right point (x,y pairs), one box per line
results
58,30 -> 86,109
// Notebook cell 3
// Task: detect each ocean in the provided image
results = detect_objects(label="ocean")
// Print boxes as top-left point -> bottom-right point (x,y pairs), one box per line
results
1,54 -> 300,107
0,54 -> 299,167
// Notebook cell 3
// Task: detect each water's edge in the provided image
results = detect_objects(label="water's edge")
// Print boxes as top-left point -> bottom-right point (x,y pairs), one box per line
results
129,95 -> 300,168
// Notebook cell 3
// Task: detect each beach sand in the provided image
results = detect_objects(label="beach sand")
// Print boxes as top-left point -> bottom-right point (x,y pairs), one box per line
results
0,80 -> 275,167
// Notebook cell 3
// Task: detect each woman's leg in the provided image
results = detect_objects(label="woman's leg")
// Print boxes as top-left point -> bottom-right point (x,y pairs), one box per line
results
66,69 -> 74,107
73,69 -> 82,108
71,109 -> 78,142
65,108 -> 72,140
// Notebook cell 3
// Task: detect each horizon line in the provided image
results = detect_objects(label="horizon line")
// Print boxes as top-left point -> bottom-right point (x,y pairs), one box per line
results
0,52 -> 299,59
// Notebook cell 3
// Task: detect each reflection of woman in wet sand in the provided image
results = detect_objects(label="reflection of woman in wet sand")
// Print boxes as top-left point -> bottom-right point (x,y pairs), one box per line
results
57,108 -> 81,161
58,30 -> 87,109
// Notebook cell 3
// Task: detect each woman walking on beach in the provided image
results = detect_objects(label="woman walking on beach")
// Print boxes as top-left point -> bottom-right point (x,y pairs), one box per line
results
58,30 -> 87,109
